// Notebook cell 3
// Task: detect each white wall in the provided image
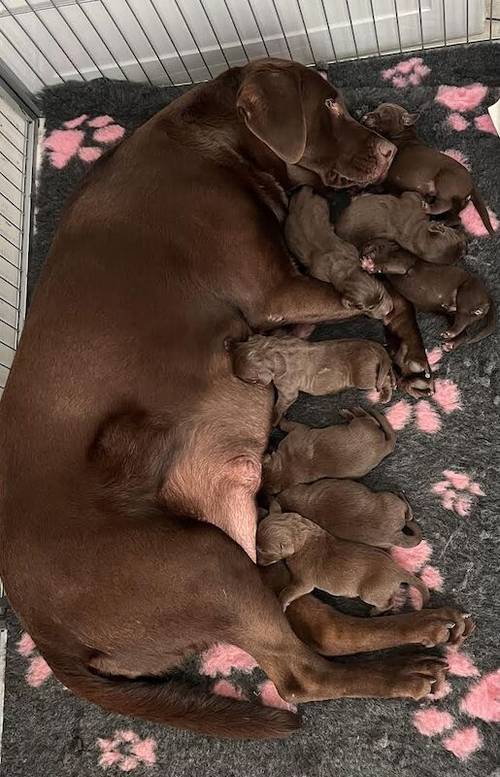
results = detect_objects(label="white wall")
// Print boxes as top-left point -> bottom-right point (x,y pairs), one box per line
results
0,0 -> 486,93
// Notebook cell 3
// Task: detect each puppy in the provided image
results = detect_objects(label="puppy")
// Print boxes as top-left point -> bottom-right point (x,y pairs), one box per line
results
263,408 -> 396,494
362,238 -> 495,351
285,186 -> 393,319
335,191 -> 467,264
232,335 -> 395,422
361,103 -> 494,235
256,508 -> 429,613
276,479 -> 422,548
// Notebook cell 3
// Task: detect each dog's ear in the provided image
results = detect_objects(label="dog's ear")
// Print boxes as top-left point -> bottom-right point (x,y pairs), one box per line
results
237,68 -> 306,164
402,111 -> 419,126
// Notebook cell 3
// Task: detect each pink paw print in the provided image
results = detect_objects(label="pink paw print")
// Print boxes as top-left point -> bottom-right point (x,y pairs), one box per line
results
97,730 -> 156,771
16,632 -> 53,688
432,470 -> 484,517
381,56 -> 430,88
43,114 -> 125,169
437,83 -> 496,138
391,539 -> 443,610
386,365 -> 461,434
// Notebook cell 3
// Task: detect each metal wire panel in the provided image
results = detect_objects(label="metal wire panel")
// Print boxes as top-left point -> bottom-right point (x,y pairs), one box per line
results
0,1 -> 497,91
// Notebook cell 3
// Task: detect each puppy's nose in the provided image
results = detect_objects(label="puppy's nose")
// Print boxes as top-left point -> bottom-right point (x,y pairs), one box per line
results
378,139 -> 396,161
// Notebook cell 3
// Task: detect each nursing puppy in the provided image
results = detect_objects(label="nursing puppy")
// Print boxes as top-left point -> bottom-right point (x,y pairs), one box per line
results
361,103 -> 494,235
285,186 -> 393,319
276,480 -> 422,548
232,335 -> 394,422
256,508 -> 429,613
263,408 -> 396,494
335,191 -> 467,264
362,238 -> 495,351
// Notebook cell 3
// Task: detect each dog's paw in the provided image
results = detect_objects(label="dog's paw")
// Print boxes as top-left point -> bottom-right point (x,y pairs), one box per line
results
409,609 -> 475,649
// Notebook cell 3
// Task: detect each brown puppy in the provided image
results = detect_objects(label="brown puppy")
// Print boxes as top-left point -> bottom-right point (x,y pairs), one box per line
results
256,509 -> 429,613
263,408 -> 396,494
232,334 -> 394,422
335,191 -> 467,264
285,186 -> 393,319
361,103 -> 494,235
362,238 -> 495,351
276,480 -> 422,548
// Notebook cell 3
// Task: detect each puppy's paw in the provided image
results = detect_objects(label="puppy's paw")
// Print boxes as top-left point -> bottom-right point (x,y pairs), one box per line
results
409,609 -> 475,649
361,256 -> 377,273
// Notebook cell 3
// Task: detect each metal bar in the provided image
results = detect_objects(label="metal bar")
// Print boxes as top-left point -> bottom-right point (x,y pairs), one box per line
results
442,0 -> 447,46
148,0 -> 195,82
74,1 -> 128,80
0,317 -> 16,332
392,0 -> 403,52
0,339 -> 15,352
0,67 -> 41,120
100,0 -> 153,84
295,0 -> 315,63
417,0 -> 425,49
0,124 -> 23,154
0,298 -> 16,311
171,0 -> 215,78
0,110 -> 23,139
46,0 -> 106,80
15,116 -> 37,340
344,0 -> 359,58
368,0 -> 381,56
121,0 -> 174,84
490,0 -> 494,40
318,0 -> 337,61
0,183 -> 21,212
0,207 -> 21,233
466,0 -> 469,44
22,0 -> 86,80
245,0 -> 270,56
199,0 -> 230,69
10,11 -> 66,83
270,0 -> 293,59
221,0 -> 250,61
0,362 -> 11,370
0,275 -> 17,291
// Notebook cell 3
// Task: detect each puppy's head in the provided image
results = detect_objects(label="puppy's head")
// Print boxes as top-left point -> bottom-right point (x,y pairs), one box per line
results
361,103 -> 419,138
236,59 -> 396,188
231,337 -> 285,386
341,272 -> 394,320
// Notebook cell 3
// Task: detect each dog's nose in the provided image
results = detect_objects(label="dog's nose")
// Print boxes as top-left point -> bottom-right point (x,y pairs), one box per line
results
378,140 -> 396,160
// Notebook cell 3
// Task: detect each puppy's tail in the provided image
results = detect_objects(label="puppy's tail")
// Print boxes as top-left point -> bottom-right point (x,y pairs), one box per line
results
43,653 -> 299,740
463,303 -> 496,346
375,350 -> 395,396
470,186 -> 495,236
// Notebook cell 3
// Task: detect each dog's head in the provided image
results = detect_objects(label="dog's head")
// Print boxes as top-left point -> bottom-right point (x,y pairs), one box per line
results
236,59 -> 396,188
340,272 -> 394,320
231,336 -> 286,386
361,103 -> 419,138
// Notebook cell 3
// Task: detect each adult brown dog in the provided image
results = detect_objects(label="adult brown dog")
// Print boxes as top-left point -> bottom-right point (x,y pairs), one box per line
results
0,59 -> 470,739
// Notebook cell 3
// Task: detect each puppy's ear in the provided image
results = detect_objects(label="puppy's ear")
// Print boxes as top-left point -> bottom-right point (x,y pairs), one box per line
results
237,67 -> 306,163
402,111 -> 419,126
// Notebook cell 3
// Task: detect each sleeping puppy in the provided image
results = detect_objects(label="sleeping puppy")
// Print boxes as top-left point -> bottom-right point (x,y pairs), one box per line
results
361,103 -> 494,235
276,479 -> 422,548
361,238 -> 495,351
284,186 -> 393,319
232,334 -> 395,422
263,408 -> 396,494
335,191 -> 467,265
256,507 -> 429,613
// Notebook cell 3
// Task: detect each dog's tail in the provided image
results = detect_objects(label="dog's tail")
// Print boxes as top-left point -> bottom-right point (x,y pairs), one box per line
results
463,303 -> 496,346
470,186 -> 495,236
43,654 -> 299,740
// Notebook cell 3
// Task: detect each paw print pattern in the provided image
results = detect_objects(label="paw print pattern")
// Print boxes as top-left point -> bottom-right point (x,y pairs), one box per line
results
97,730 -> 156,771
390,539 -> 443,610
43,114 -> 125,169
432,470 -> 484,517
16,632 -> 53,688
381,56 -> 431,88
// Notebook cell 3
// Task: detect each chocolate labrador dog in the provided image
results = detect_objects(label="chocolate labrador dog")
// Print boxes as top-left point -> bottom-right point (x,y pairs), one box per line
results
0,59 -> 469,739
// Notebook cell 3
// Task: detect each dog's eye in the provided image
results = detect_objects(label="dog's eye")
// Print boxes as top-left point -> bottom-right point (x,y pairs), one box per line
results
325,98 -> 336,110
472,308 -> 483,316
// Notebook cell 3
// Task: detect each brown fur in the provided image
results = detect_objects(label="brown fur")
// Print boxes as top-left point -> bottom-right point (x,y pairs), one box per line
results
232,335 -> 395,422
276,479 -> 422,548
361,103 -> 494,235
361,238 -> 495,351
263,407 -> 396,494
285,186 -> 393,319
257,509 -> 429,613
0,59 -> 462,738
335,191 -> 467,264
